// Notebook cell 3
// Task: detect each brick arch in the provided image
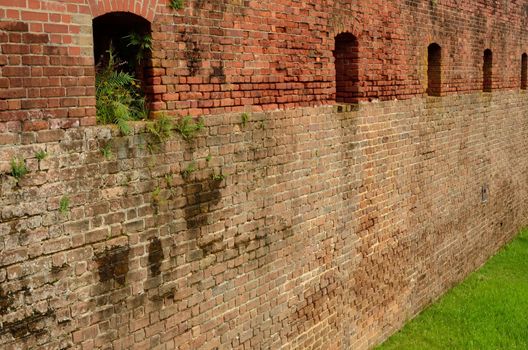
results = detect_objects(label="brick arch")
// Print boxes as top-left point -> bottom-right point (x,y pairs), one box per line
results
330,27 -> 361,50
88,0 -> 160,22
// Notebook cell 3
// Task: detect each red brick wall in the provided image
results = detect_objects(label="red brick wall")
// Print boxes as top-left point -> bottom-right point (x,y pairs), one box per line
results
2,0 -> 528,128
1,1 -> 528,349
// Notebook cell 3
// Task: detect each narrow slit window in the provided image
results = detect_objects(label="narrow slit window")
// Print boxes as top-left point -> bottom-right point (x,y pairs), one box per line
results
483,49 -> 493,92
93,12 -> 153,125
427,43 -> 442,96
334,33 -> 359,103
521,53 -> 527,90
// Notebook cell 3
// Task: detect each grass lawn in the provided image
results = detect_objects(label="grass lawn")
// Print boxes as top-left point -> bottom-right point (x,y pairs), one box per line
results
377,228 -> 528,350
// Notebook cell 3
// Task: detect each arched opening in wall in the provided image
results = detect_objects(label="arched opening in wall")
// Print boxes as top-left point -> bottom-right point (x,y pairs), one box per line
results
521,53 -> 527,90
334,33 -> 359,103
427,43 -> 442,96
93,12 -> 153,128
483,49 -> 493,92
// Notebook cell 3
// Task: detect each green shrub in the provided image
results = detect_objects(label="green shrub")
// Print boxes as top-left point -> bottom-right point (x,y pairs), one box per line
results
122,32 -> 152,65
95,48 -> 148,135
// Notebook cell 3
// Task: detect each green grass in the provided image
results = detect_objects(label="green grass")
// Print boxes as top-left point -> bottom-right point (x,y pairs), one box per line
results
377,228 -> 528,350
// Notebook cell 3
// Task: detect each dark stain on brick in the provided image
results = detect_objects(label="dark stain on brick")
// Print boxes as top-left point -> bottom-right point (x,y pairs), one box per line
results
94,245 -> 130,285
0,21 -> 29,32
149,289 -> 175,303
0,287 -> 14,315
22,33 -> 49,44
9,220 -> 19,235
51,263 -> 70,274
0,309 -> 55,339
184,33 -> 201,76
287,271 -> 343,339
211,62 -> 225,78
193,0 -> 228,12
183,178 -> 223,231
148,237 -> 164,276
209,62 -> 226,83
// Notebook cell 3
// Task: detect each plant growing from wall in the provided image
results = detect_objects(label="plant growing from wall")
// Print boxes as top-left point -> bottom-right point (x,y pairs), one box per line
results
181,161 -> 197,179
35,150 -> 47,161
241,112 -> 250,127
59,196 -> 70,214
211,171 -> 226,181
10,157 -> 28,183
151,186 -> 162,203
95,47 -> 148,135
165,174 -> 173,187
175,115 -> 204,140
169,0 -> 185,10
151,186 -> 167,214
100,143 -> 113,159
147,114 -> 174,144
123,32 -> 152,65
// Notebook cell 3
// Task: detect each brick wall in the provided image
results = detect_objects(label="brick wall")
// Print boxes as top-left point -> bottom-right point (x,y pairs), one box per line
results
1,91 -> 528,349
2,0 -> 528,349
2,0 -> 528,125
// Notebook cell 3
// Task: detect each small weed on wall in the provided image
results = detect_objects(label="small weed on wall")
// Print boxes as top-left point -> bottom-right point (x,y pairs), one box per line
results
10,157 -> 28,184
35,150 -> 47,161
59,196 -> 70,214
147,115 -> 174,144
175,115 -> 204,140
169,0 -> 185,10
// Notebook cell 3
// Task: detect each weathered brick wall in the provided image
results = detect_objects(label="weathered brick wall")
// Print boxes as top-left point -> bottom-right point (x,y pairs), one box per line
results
1,91 -> 528,349
2,0 -> 528,125
2,0 -> 528,349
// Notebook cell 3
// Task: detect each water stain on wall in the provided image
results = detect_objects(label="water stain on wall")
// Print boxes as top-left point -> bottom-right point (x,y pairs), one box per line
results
148,237 -> 164,276
0,287 -> 14,315
183,178 -> 222,231
94,245 -> 130,285
0,309 -> 55,339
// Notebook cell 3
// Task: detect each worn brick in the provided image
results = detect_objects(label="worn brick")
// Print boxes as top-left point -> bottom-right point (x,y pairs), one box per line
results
1,0 -> 528,350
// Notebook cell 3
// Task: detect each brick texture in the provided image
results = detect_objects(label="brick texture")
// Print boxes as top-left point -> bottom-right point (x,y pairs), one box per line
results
1,92 -> 528,349
1,0 -> 528,349
2,0 -> 528,126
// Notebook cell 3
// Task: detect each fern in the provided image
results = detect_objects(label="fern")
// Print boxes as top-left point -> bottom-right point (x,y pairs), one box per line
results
95,47 -> 148,134
147,114 -> 173,143
123,32 -> 152,64
175,115 -> 204,140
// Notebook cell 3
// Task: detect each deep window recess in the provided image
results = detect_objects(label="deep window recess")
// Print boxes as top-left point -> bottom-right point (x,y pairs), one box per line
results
92,12 -> 153,129
521,53 -> 527,90
427,43 -> 442,96
483,49 -> 493,92
334,33 -> 359,103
